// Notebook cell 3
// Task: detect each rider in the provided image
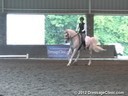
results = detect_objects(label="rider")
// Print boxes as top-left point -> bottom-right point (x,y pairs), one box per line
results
76,17 -> 87,50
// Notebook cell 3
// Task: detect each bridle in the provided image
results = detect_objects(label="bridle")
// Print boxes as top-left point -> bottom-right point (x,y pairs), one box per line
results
64,31 -> 82,51
64,32 -> 79,40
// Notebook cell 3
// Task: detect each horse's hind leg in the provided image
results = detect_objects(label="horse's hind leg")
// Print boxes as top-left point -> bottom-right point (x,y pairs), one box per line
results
88,50 -> 92,66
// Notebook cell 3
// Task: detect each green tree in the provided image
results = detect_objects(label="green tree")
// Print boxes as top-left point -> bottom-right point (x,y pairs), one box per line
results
45,15 -> 84,45
94,15 -> 128,55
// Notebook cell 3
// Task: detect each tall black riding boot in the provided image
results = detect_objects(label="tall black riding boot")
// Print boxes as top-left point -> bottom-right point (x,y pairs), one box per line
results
82,41 -> 86,50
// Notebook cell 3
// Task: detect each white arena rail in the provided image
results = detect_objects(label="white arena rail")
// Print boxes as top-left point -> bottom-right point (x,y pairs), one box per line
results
0,53 -> 29,59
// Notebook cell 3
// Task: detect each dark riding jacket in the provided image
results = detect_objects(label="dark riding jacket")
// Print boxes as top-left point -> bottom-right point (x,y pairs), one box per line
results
79,23 -> 85,33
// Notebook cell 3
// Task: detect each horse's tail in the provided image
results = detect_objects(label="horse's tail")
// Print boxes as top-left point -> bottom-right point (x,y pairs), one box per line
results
90,37 -> 106,52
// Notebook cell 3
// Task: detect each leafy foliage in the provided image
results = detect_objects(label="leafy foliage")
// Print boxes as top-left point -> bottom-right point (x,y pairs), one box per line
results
45,15 -> 84,44
94,15 -> 128,55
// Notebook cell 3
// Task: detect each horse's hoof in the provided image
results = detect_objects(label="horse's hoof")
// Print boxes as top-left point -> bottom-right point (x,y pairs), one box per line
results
73,63 -> 78,66
72,61 -> 78,65
73,61 -> 77,64
67,64 -> 70,66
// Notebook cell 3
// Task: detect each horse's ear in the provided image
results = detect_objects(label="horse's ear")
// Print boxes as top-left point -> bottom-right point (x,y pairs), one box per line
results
65,29 -> 68,33
64,30 -> 68,36
65,29 -> 72,37
64,29 -> 68,34
64,30 -> 66,33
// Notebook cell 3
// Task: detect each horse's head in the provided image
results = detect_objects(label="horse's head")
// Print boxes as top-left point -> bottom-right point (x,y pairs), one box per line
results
64,29 -> 71,43
64,29 -> 78,43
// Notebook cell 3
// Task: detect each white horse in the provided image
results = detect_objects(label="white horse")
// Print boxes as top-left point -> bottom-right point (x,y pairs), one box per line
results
64,29 -> 106,66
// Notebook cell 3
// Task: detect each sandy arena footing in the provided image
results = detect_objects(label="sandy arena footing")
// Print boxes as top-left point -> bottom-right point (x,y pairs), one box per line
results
0,59 -> 127,96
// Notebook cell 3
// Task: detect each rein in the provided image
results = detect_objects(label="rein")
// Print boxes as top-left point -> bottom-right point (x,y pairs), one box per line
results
70,33 -> 79,39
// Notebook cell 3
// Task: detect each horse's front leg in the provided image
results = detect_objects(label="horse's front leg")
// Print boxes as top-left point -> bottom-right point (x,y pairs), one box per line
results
67,49 -> 77,66
73,50 -> 80,64
67,48 -> 72,60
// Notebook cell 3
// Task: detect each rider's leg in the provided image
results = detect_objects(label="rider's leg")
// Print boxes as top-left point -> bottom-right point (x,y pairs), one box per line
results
81,33 -> 86,49
78,42 -> 82,50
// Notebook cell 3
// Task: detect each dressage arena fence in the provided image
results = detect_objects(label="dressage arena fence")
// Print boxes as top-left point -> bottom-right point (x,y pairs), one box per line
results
0,45 -> 116,59
0,54 -> 29,59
